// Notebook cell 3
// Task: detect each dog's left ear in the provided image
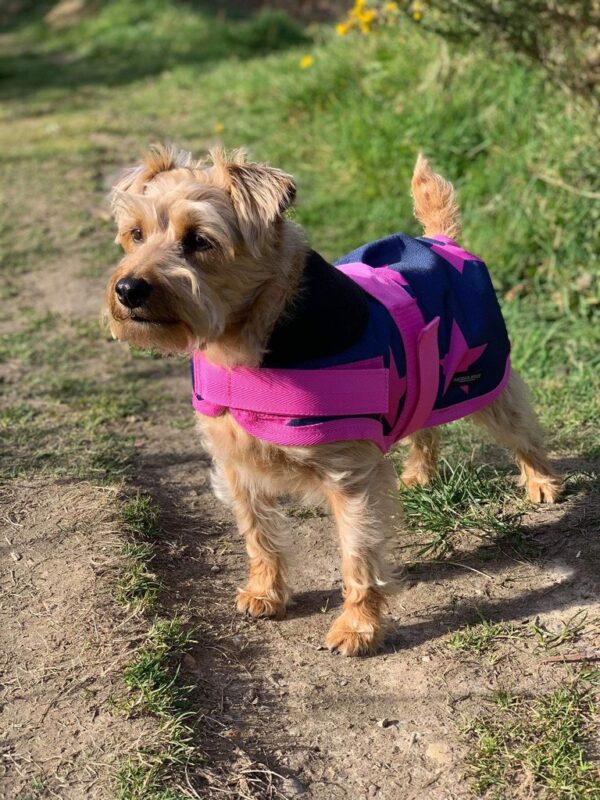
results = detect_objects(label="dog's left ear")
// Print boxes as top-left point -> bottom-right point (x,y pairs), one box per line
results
211,149 -> 296,252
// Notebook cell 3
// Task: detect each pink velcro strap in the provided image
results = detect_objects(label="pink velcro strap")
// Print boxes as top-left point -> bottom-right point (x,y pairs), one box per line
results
402,317 -> 440,437
193,355 -> 389,417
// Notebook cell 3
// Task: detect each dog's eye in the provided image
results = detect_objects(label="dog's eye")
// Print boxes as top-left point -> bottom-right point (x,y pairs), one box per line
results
183,231 -> 213,254
131,227 -> 143,243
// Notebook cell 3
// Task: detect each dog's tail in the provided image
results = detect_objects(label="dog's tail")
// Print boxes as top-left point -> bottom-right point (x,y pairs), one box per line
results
411,153 -> 461,240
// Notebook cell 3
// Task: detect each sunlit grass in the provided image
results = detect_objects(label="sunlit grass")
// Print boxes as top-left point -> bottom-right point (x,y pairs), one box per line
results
462,675 -> 600,798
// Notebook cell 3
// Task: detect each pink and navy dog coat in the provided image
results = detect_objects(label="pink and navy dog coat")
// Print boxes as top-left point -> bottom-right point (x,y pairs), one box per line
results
191,234 -> 511,452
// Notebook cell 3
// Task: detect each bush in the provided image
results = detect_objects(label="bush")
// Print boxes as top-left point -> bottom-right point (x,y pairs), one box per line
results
338,1 -> 600,100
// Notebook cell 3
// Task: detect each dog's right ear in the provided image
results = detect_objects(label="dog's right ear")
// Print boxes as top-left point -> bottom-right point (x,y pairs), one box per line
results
112,164 -> 145,195
210,148 -> 296,254
111,144 -> 194,200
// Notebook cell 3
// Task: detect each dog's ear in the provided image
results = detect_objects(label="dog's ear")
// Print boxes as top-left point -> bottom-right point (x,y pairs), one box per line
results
211,148 -> 296,253
111,143 -> 195,199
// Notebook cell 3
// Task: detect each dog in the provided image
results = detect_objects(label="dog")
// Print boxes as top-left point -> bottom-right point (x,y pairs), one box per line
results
106,145 -> 561,656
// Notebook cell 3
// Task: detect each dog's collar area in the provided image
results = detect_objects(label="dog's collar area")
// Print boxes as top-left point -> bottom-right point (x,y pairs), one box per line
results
261,249 -> 370,367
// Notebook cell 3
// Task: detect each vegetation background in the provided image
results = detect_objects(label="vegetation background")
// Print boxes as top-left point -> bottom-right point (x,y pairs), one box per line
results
0,1 -> 598,799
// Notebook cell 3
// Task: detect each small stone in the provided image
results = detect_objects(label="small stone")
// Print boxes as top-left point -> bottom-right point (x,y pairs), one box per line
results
368,784 -> 380,797
377,718 -> 399,729
210,564 -> 221,573
10,551 -> 21,562
281,776 -> 307,797
340,679 -> 348,686
421,655 -> 431,663
182,653 -> 198,670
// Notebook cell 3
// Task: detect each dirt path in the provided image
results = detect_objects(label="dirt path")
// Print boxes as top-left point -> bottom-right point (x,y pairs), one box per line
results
0,481 -> 158,798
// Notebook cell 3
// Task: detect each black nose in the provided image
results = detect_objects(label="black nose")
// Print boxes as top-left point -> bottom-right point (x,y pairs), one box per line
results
115,277 -> 152,309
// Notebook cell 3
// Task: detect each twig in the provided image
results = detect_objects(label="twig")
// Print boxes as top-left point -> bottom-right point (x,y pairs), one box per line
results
405,560 -> 494,579
542,649 -> 600,664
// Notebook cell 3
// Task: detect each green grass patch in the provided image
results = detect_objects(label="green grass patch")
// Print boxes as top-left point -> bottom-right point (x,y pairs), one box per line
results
122,494 -> 161,539
462,675 -> 600,798
116,542 -> 161,611
116,617 -> 197,800
397,460 -> 528,559
117,496 -> 163,611
449,619 -> 523,657
114,496 -> 200,799
0,313 -> 163,482
449,611 -> 591,664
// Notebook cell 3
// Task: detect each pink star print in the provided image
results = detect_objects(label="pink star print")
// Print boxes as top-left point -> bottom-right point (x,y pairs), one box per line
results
430,240 -> 482,274
440,320 -> 487,394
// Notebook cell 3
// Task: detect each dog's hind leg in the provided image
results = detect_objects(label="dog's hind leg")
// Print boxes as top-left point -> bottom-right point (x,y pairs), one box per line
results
323,449 -> 397,656
223,463 -> 291,618
400,428 -> 441,488
471,370 -> 562,503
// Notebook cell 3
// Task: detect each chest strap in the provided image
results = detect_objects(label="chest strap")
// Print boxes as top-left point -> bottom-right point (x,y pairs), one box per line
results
192,355 -> 389,417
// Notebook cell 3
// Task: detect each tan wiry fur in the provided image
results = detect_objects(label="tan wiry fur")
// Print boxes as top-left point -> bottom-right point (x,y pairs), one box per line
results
105,145 -> 561,656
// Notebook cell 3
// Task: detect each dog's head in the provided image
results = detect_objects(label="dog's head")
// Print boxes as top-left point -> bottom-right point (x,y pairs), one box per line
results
105,144 -> 296,353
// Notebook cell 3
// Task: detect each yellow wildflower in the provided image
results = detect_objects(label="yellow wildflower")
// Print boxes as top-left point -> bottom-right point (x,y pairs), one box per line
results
412,1 -> 423,21
336,21 -> 351,36
299,55 -> 314,69
384,1 -> 399,12
213,122 -> 224,134
349,0 -> 366,20
358,7 -> 376,32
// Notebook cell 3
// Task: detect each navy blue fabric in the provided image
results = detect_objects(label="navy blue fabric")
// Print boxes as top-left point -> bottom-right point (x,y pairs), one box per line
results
336,234 -> 510,413
263,249 -> 370,367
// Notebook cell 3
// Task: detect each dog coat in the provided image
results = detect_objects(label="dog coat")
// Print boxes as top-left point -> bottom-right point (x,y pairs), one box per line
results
191,234 -> 511,452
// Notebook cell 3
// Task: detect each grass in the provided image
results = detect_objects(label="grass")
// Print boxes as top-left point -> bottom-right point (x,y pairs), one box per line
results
449,610 -> 591,659
397,459 -> 528,558
115,494 -> 200,798
116,617 -> 198,800
462,675 -> 600,799
448,619 -> 523,657
122,494 -> 162,538
0,313 -> 155,482
117,496 -> 163,611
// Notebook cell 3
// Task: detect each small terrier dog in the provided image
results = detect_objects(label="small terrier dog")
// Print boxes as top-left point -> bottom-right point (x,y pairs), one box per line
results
106,145 -> 561,656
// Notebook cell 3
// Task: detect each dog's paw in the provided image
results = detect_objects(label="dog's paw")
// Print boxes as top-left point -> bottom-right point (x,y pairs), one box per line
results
325,614 -> 382,657
399,471 -> 430,489
236,588 -> 287,619
526,473 -> 562,504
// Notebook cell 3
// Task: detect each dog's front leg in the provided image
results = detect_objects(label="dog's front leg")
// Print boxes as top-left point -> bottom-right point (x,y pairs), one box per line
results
222,463 -> 291,618
324,455 -> 396,656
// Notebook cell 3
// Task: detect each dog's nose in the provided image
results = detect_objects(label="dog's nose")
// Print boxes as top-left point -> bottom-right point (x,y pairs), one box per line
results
115,277 -> 152,309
